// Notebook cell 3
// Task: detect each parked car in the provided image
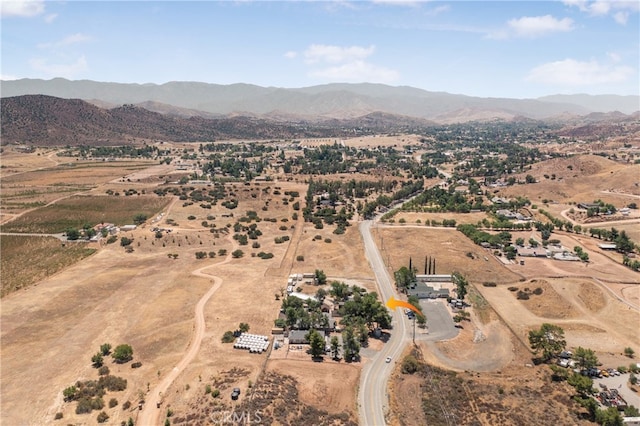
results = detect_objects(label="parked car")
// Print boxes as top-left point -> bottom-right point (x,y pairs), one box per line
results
385,356 -> 392,363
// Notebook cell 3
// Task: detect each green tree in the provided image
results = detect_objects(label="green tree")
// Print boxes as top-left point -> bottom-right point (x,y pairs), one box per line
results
573,346 -> 598,370
330,336 -> 340,360
329,281 -> 351,301
120,237 -> 133,247
567,372 -> 593,397
315,269 -> 327,285
111,344 -> 134,363
239,322 -> 250,333
394,266 -> 416,290
231,249 -> 244,258
342,326 -> 360,362
66,228 -> 81,240
528,323 -> 566,362
452,272 -> 468,301
595,407 -> 623,426
132,214 -> 148,225
624,347 -> 635,358
306,329 -> 325,359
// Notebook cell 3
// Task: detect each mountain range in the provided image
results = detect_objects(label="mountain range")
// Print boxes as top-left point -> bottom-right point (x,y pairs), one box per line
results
2,78 -> 639,122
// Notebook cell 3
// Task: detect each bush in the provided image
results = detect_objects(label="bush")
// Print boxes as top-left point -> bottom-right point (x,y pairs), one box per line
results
109,398 -> 118,408
507,286 -> 518,292
122,401 -> 131,410
516,291 -> 529,300
231,249 -> 244,258
532,287 -> 543,295
98,366 -> 110,376
212,389 -> 220,398
96,411 -> 109,423
222,331 -> 235,343
112,344 -> 133,363
131,362 -> 142,369
402,355 -> 419,374
120,237 -> 133,247
324,238 -> 332,243
483,282 -> 497,287
296,255 -> 304,261
54,412 -> 63,420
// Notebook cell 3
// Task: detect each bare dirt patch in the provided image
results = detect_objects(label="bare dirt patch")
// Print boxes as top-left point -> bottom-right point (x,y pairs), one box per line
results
376,226 -> 522,284
511,279 -> 580,319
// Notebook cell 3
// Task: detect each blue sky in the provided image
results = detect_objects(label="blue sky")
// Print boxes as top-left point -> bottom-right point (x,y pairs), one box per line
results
1,0 -> 638,98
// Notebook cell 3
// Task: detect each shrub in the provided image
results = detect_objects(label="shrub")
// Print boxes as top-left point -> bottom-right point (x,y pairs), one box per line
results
98,366 -> 110,376
324,238 -> 332,243
205,384 -> 212,394
100,343 -> 112,356
96,411 -> 109,423
120,237 -> 133,247
212,389 -> 220,398
131,362 -> 142,369
508,286 -> 518,292
532,287 -> 543,295
54,412 -> 63,420
112,344 -> 133,363
231,249 -> 244,258
122,401 -> 132,410
401,355 -> 419,374
296,255 -> 304,261
222,331 -> 235,343
483,282 -> 497,287
516,291 -> 529,300
109,398 -> 118,408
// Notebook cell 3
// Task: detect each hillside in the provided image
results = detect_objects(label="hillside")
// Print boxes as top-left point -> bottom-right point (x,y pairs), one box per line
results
0,95 -> 435,146
6,78 -> 635,120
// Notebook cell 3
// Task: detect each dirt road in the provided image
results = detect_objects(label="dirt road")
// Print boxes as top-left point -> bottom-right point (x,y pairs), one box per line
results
137,241 -> 235,426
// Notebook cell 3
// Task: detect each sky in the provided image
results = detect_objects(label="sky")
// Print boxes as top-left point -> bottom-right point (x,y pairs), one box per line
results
1,0 -> 639,99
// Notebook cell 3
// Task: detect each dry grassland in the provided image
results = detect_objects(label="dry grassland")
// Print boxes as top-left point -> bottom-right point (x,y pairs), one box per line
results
0,170 -> 371,425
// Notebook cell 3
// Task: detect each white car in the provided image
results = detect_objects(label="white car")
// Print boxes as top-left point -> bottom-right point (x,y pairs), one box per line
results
385,356 -> 392,363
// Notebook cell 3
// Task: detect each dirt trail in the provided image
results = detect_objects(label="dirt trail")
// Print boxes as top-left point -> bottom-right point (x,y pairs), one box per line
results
137,236 -> 236,426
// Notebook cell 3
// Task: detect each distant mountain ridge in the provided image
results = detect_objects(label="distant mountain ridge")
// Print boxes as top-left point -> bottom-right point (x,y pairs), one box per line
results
2,78 -> 637,121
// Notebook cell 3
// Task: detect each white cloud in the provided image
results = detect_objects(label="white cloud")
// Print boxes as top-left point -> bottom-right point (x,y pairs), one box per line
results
0,0 -> 45,17
1,73 -> 19,80
425,4 -> 450,16
29,55 -> 88,78
563,0 -> 639,24
304,44 -> 375,64
507,15 -> 575,38
371,0 -> 421,6
284,51 -> 297,59
613,11 -> 629,24
525,58 -> 635,86
44,13 -> 57,23
309,60 -> 399,83
37,33 -> 92,49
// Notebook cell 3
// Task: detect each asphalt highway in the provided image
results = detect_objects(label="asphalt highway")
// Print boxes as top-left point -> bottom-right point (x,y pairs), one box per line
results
358,220 -> 410,426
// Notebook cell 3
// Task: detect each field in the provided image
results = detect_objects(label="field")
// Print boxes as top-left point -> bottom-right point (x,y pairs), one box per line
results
0,235 -> 96,297
1,195 -> 171,233
1,146 -> 639,426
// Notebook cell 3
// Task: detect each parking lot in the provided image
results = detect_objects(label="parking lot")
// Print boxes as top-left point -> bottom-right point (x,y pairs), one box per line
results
415,299 -> 459,342
593,373 -> 640,409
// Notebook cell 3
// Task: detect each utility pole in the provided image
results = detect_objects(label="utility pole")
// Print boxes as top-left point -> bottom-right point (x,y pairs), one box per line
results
412,315 -> 416,345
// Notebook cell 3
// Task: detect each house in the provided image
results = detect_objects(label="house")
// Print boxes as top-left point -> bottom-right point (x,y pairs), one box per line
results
288,329 -> 325,345
415,274 -> 453,283
598,243 -> 618,250
121,224 -> 137,231
577,202 -> 600,210
407,282 -> 450,299
517,247 -> 548,257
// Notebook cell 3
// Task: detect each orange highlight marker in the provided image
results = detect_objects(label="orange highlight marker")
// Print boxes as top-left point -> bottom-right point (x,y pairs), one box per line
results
386,296 -> 422,316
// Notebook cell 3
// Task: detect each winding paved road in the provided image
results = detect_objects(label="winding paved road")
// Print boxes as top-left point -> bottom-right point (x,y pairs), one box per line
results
358,220 -> 409,426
